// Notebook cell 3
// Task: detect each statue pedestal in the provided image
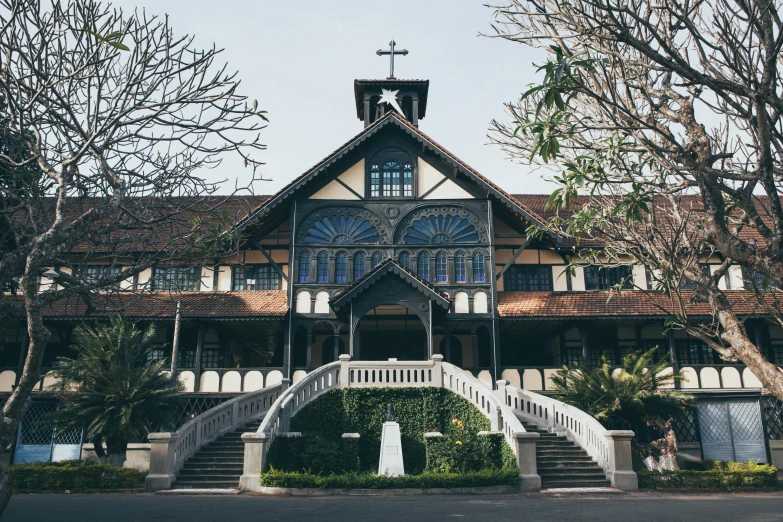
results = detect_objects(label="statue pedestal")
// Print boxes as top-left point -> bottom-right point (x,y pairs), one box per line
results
378,421 -> 405,476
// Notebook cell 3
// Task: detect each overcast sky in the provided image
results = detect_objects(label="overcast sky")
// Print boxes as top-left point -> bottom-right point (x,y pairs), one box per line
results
112,0 -> 554,195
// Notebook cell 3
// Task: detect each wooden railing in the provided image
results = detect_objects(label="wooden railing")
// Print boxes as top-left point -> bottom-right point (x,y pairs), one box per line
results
145,382 -> 283,491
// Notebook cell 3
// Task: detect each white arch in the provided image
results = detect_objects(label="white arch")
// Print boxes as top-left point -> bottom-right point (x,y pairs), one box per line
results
296,290 -> 312,314
200,371 -> 220,392
454,292 -> 469,313
243,371 -> 264,392
178,371 -> 195,392
473,291 -> 488,313
266,370 -> 284,386
222,371 -> 242,392
314,291 -> 330,314
0,371 -> 15,392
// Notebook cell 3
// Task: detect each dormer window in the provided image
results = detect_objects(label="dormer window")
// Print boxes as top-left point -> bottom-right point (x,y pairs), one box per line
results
369,148 -> 414,198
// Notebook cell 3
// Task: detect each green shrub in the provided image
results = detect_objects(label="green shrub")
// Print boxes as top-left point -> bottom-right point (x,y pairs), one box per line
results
260,467 -> 520,490
638,462 -> 779,491
425,432 -> 515,473
8,460 -> 146,491
267,387 -> 514,475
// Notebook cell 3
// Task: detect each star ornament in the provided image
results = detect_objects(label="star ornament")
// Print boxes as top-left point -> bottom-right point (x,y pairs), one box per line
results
378,88 -> 405,118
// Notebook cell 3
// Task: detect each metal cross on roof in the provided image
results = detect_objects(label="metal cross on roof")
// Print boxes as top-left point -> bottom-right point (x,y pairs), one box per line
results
376,40 -> 408,79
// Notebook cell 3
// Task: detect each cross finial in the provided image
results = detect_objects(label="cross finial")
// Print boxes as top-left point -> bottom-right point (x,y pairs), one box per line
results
376,40 -> 408,80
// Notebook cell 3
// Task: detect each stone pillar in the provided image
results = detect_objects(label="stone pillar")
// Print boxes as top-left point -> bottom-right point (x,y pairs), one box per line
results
495,379 -> 509,404
768,440 -> 783,481
239,432 -> 271,492
339,354 -> 351,387
513,432 -> 541,491
431,354 -> 443,386
145,433 -> 175,491
605,430 -> 638,490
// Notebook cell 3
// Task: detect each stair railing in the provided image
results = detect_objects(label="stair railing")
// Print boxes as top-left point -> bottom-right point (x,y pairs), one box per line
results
240,356 -> 542,492
498,380 -> 638,490
145,382 -> 283,491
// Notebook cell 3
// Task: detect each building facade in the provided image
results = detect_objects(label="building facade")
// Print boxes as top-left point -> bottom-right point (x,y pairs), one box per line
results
3,76 -> 783,468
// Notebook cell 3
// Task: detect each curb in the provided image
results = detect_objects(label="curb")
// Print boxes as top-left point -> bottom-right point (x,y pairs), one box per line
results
12,488 -> 146,495
250,484 -> 520,496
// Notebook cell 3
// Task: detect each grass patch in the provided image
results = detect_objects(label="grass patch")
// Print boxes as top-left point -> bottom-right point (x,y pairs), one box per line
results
259,467 -> 521,490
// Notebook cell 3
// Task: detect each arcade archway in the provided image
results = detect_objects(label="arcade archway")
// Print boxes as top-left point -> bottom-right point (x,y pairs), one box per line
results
355,305 -> 427,361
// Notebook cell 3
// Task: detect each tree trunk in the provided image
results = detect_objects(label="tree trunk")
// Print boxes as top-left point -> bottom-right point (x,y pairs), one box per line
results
0,469 -> 11,515
105,438 -> 128,468
706,288 -> 783,402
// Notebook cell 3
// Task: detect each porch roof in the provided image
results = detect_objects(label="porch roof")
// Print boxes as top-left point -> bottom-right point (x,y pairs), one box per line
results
330,258 -> 451,312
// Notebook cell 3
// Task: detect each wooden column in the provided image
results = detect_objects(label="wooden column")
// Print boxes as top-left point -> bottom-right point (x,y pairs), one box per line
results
194,325 -> 204,392
667,329 -> 680,390
170,301 -> 182,375
580,325 -> 590,366
305,329 -> 313,369
333,331 -> 340,362
471,331 -> 478,368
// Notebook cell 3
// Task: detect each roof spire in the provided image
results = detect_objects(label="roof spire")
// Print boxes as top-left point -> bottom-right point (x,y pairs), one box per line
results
376,40 -> 408,80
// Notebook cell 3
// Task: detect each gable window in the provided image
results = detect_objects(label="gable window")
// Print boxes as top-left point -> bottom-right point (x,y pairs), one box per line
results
298,252 -> 311,283
743,267 -> 776,291
436,252 -> 448,283
505,265 -> 553,291
335,252 -> 348,283
584,265 -> 633,290
233,265 -> 281,291
368,148 -> 414,198
473,253 -> 485,282
317,252 -> 329,283
455,252 -> 466,283
399,251 -> 410,270
353,252 -> 365,281
81,265 -> 123,286
154,266 -> 200,291
372,252 -> 383,267
418,252 -> 429,281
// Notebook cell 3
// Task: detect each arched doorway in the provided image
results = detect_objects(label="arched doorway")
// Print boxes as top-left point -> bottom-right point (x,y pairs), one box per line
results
355,305 -> 427,361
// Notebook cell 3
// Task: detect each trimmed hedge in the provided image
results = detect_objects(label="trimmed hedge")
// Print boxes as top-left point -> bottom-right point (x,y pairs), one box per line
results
259,467 -> 521,490
638,461 -> 779,491
425,431 -> 515,473
9,460 -> 146,491
267,387 -> 515,475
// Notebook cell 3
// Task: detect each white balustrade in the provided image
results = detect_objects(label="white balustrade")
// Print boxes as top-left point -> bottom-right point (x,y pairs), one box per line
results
145,382 -> 283,491
500,382 -> 637,490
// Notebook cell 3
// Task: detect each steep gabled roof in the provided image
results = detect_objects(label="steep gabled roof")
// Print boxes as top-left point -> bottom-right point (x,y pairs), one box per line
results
330,258 -> 451,312
239,111 -> 557,240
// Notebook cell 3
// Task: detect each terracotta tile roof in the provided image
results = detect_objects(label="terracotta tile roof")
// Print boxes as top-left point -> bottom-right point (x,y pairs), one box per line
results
512,194 -> 780,249
498,290 -> 777,318
26,291 -> 288,320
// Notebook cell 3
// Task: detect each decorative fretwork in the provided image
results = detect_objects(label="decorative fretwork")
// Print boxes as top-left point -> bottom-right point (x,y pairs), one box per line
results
302,208 -> 381,244
397,207 -> 484,244
171,396 -> 233,429
18,402 -> 57,445
672,408 -> 700,443
761,395 -> 783,440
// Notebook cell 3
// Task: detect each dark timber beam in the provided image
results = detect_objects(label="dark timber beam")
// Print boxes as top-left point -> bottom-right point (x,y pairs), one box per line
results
495,236 -> 534,281
250,238 -> 289,282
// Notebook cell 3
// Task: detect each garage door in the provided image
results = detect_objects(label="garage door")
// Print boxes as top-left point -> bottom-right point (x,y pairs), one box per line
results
698,399 -> 767,463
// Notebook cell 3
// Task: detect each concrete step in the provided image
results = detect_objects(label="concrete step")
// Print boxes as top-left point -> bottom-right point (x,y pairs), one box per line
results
187,457 -> 244,465
538,470 -> 608,478
173,481 -> 240,489
536,440 -> 577,447
541,479 -> 611,488
536,448 -> 589,456
537,463 -> 603,471
178,467 -> 244,476
173,474 -> 241,482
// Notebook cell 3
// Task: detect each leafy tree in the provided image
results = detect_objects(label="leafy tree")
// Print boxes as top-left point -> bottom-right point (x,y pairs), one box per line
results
550,349 -> 695,470
488,0 -> 783,402
0,0 -> 266,511
51,318 -> 183,467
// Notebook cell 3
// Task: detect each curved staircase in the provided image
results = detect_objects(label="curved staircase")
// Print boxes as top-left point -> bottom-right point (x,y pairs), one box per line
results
519,420 -> 610,488
172,419 -> 261,489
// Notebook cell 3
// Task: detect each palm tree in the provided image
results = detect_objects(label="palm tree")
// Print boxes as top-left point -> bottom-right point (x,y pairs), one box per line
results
51,318 -> 183,467
550,348 -> 695,470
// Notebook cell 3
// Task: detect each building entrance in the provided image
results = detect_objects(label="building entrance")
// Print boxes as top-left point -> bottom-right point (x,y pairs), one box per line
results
355,305 -> 427,361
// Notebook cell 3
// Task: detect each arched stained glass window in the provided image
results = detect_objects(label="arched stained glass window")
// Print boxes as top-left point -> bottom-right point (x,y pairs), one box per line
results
436,252 -> 448,283
298,252 -> 310,283
455,252 -> 466,283
402,214 -> 479,244
417,252 -> 429,282
372,252 -> 383,267
353,252 -> 365,281
317,252 -> 329,283
335,252 -> 348,283
304,214 -> 379,244
473,252 -> 485,282
399,251 -> 410,269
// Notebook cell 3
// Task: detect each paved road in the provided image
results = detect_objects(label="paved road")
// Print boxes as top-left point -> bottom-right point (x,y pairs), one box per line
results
4,491 -> 783,521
